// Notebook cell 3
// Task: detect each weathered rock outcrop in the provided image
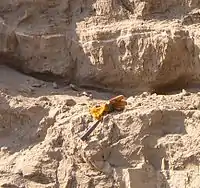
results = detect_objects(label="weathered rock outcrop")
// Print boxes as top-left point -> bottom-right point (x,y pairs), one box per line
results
2,1 -> 200,187
0,0 -> 200,93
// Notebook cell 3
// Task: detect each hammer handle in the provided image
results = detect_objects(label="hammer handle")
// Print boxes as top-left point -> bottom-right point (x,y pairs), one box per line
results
80,120 -> 101,141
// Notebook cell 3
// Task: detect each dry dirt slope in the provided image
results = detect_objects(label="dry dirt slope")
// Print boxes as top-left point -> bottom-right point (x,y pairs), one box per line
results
1,0 -> 200,188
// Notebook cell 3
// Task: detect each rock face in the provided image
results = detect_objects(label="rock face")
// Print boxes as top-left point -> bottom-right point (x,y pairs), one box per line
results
1,0 -> 200,93
2,1 -> 200,187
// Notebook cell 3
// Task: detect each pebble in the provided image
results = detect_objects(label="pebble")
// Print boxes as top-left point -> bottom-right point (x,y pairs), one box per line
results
51,91 -> 58,95
82,91 -> 89,96
192,111 -> 200,118
32,83 -> 42,88
64,98 -> 76,106
38,96 -> 50,101
70,84 -> 80,91
53,82 -> 58,89
89,93 -> 93,99
181,89 -> 190,96
1,146 -> 9,152
141,92 -> 150,97
81,91 -> 93,99
135,102 -> 142,107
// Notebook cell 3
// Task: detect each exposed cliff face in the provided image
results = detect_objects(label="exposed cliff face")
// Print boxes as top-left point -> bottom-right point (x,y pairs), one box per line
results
1,1 -> 200,188
0,0 -> 200,93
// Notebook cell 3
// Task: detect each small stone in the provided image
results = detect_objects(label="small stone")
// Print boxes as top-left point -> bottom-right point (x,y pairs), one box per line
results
64,99 -> 76,106
89,94 -> 93,99
192,111 -> 200,118
82,91 -> 89,96
60,106 -> 70,113
53,82 -> 58,89
81,91 -> 93,98
70,84 -> 80,91
1,146 -> 8,152
141,92 -> 150,97
161,158 -> 169,170
181,89 -> 190,96
30,87 -> 35,92
160,96 -> 165,100
43,101 -> 52,107
176,94 -> 183,100
79,103 -> 87,106
16,98 -> 23,103
195,100 -> 200,109
188,105 -> 195,110
135,102 -> 142,107
151,93 -> 157,97
22,164 -> 38,177
32,83 -> 42,88
51,91 -> 58,95
19,185 -> 26,188
38,96 -> 50,101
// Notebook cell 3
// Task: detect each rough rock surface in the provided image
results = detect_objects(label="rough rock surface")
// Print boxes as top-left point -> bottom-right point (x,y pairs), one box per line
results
1,0 -> 200,93
2,0 -> 200,188
1,66 -> 200,187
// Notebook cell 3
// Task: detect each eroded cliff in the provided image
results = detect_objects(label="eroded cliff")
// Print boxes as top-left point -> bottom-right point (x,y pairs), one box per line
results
1,1 -> 200,188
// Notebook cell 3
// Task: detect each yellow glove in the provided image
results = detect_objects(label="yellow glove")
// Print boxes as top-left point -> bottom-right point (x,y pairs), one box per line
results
89,103 -> 109,120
